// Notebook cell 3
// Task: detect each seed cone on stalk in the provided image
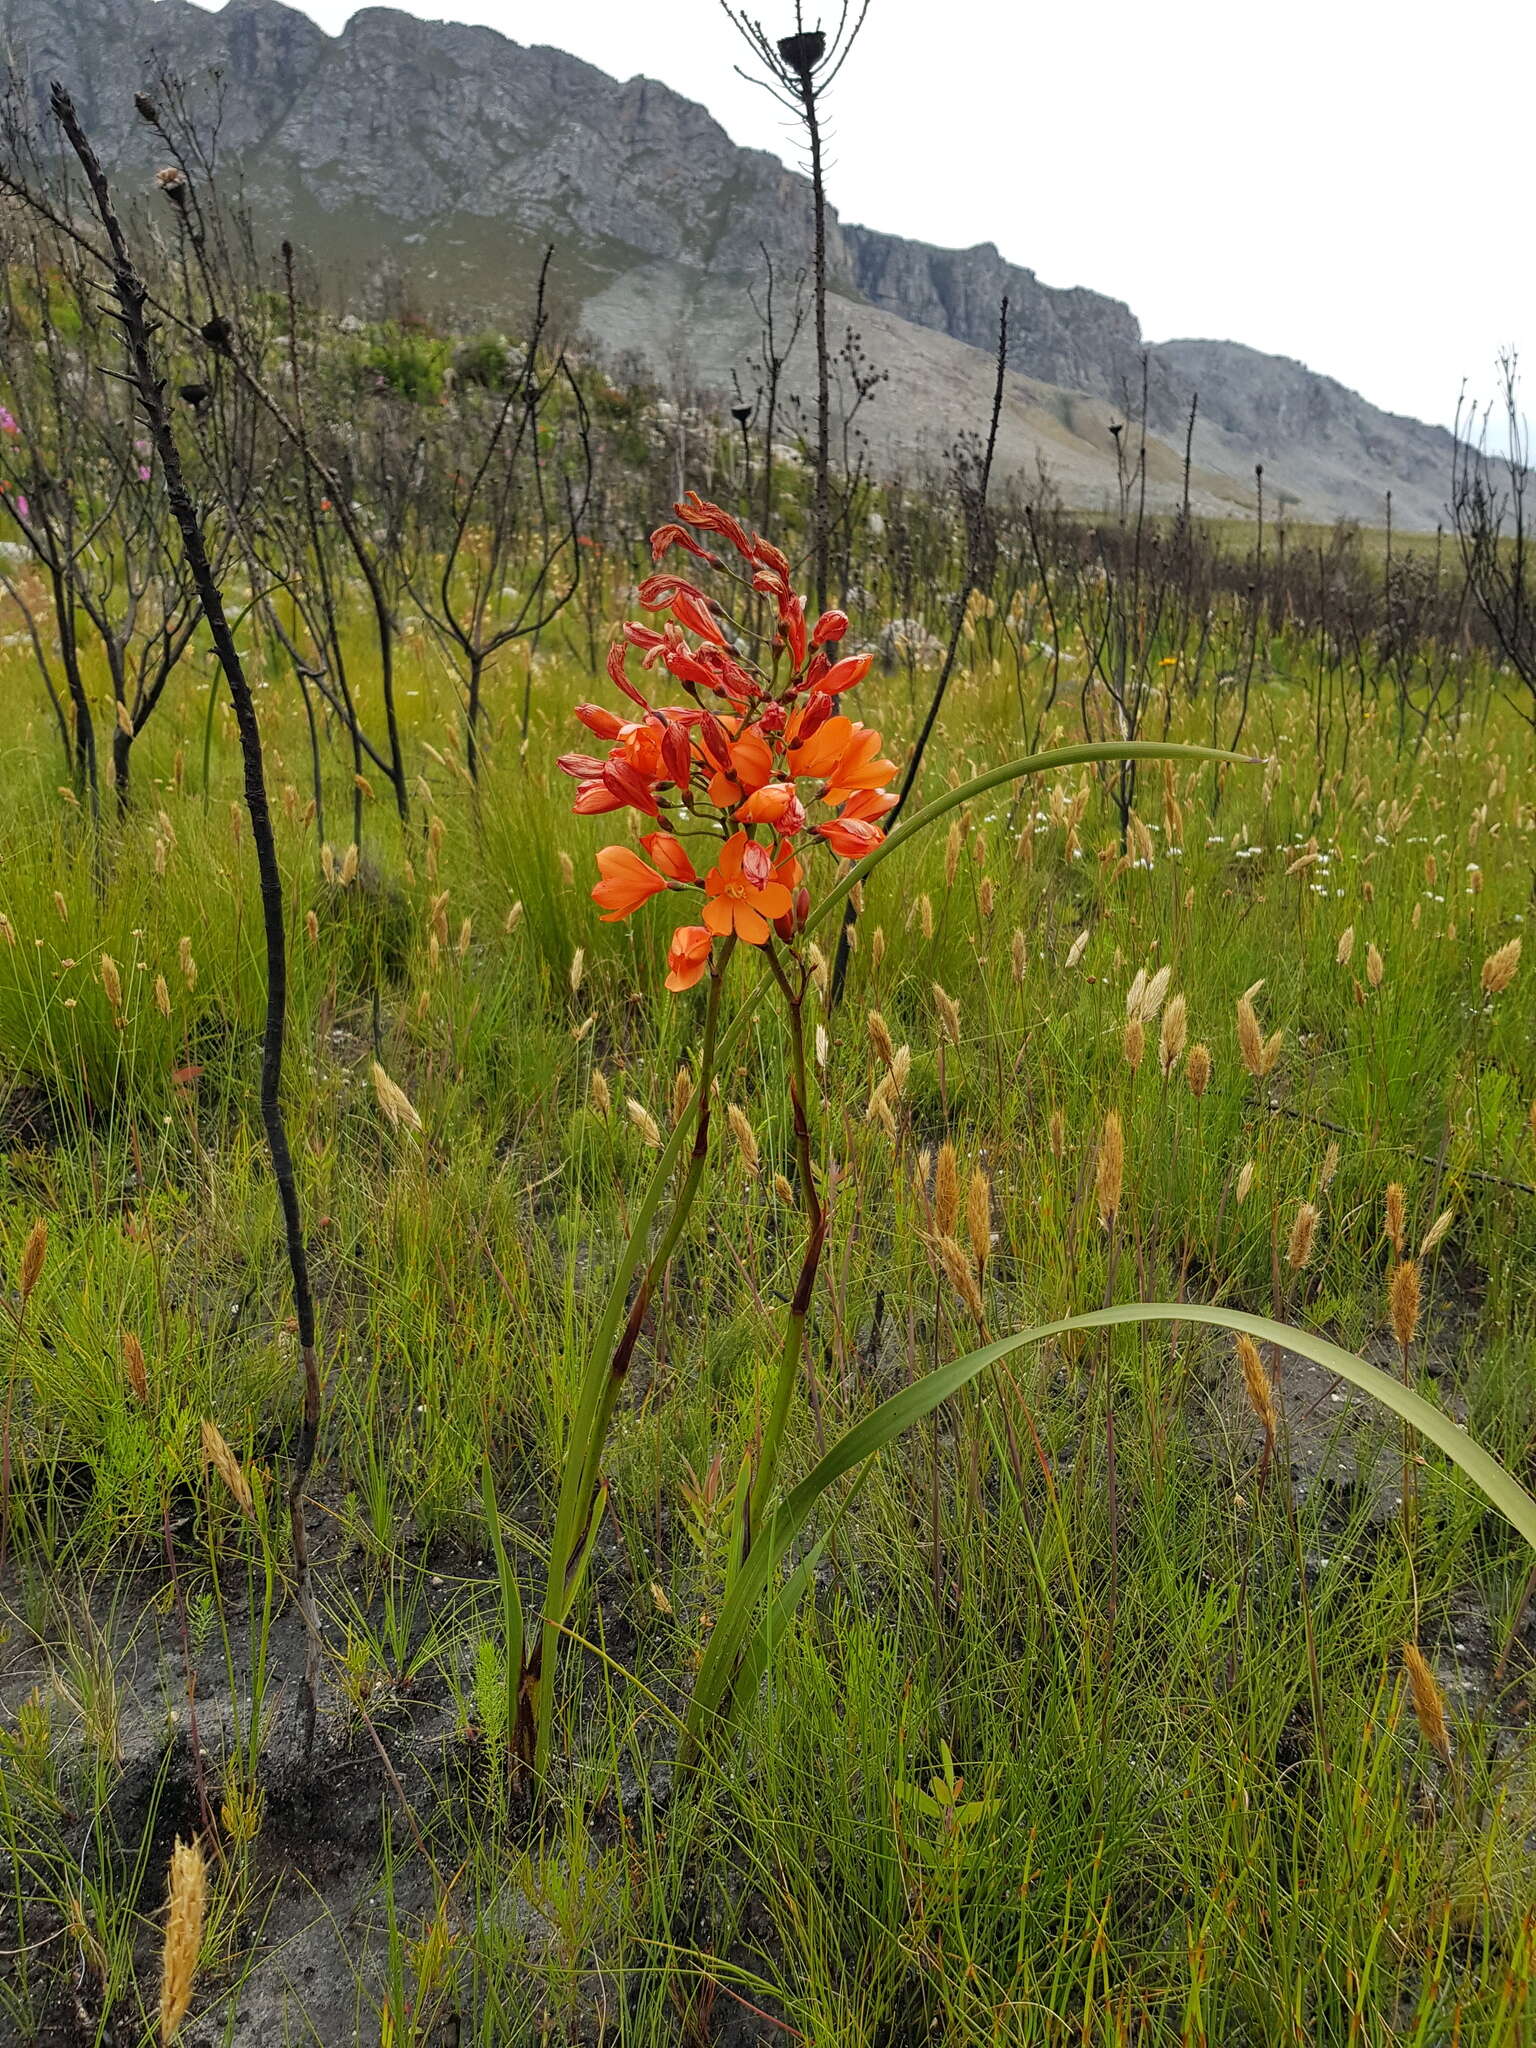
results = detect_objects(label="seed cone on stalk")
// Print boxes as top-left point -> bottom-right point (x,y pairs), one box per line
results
1236,991 -> 1283,1078
727,1104 -> 760,1175
1419,1209 -> 1454,1258
1402,1643 -> 1452,1765
1287,1202 -> 1319,1272
626,1099 -> 662,1148
1481,936 -> 1521,995
966,1167 -> 991,1274
1237,1332 -> 1277,1457
1159,992 -> 1188,1077
17,1220 -> 46,1302
370,1062 -> 421,1135
1390,1260 -> 1421,1352
1095,1110 -> 1124,1226
1384,1181 -> 1407,1258
158,1836 -> 206,2043
123,1331 -> 148,1403
867,1009 -> 894,1069
936,1233 -> 984,1323
201,1420 -> 255,1518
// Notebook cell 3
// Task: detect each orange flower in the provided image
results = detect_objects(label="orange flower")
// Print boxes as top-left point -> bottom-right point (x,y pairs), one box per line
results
705,728 -> 774,807
820,726 -> 897,805
839,785 -> 899,823
591,845 -> 670,921
673,491 -> 754,559
786,710 -> 896,804
639,831 -> 698,883
619,720 -> 665,779
637,573 -> 728,647
735,781 -> 806,832
818,652 -> 873,695
665,925 -> 713,991
575,702 -> 626,740
573,780 -> 628,816
817,815 -> 885,859
777,592 -> 808,669
786,713 -> 853,772
702,831 -> 793,945
650,522 -> 720,566
785,708 -> 854,779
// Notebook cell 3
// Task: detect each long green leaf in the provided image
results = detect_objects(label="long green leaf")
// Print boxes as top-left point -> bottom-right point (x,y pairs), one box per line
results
725,1469 -> 869,1732
687,1301 -> 1536,1748
1028,1306 -> 1536,1554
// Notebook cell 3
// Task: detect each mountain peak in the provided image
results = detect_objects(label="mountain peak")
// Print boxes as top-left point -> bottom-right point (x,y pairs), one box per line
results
2,0 -> 1454,524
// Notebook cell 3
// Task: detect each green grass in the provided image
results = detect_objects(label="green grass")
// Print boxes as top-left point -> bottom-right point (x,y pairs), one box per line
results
0,594 -> 1532,2044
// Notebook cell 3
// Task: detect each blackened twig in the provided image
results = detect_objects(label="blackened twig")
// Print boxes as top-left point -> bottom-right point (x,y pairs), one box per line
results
48,85 -> 325,1755
830,295 -> 1009,1000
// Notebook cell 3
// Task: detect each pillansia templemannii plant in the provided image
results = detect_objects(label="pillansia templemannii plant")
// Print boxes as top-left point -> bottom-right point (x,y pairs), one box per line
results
520,496 -> 896,1773
495,496 -> 1536,1788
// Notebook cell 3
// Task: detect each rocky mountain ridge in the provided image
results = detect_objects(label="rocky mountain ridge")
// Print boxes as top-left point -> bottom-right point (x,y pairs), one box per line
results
0,0 -> 1459,525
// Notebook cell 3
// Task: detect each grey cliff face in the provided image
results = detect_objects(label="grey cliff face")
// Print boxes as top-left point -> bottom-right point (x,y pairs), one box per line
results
0,0 -> 1455,525
839,226 -> 1141,396
1144,341 -> 1456,526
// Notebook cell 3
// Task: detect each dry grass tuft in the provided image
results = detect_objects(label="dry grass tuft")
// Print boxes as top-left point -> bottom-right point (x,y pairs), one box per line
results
935,1233 -> 984,1324
1159,992 -> 1188,1078
727,1104 -> 760,1176
1236,992 -> 1283,1079
626,1099 -> 662,1149
123,1331 -> 148,1403
1236,1332 -> 1277,1454
1384,1182 -> 1407,1258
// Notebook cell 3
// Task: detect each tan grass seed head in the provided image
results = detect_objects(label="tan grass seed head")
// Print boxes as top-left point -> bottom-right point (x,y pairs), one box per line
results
158,1836 -> 206,2044
1401,1642 -> 1452,1766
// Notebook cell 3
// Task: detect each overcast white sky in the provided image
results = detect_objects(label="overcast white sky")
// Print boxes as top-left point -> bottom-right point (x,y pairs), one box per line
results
185,0 -> 1531,435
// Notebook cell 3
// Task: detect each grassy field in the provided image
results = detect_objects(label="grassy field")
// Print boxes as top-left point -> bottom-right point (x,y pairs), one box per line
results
0,596 -> 1532,2046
